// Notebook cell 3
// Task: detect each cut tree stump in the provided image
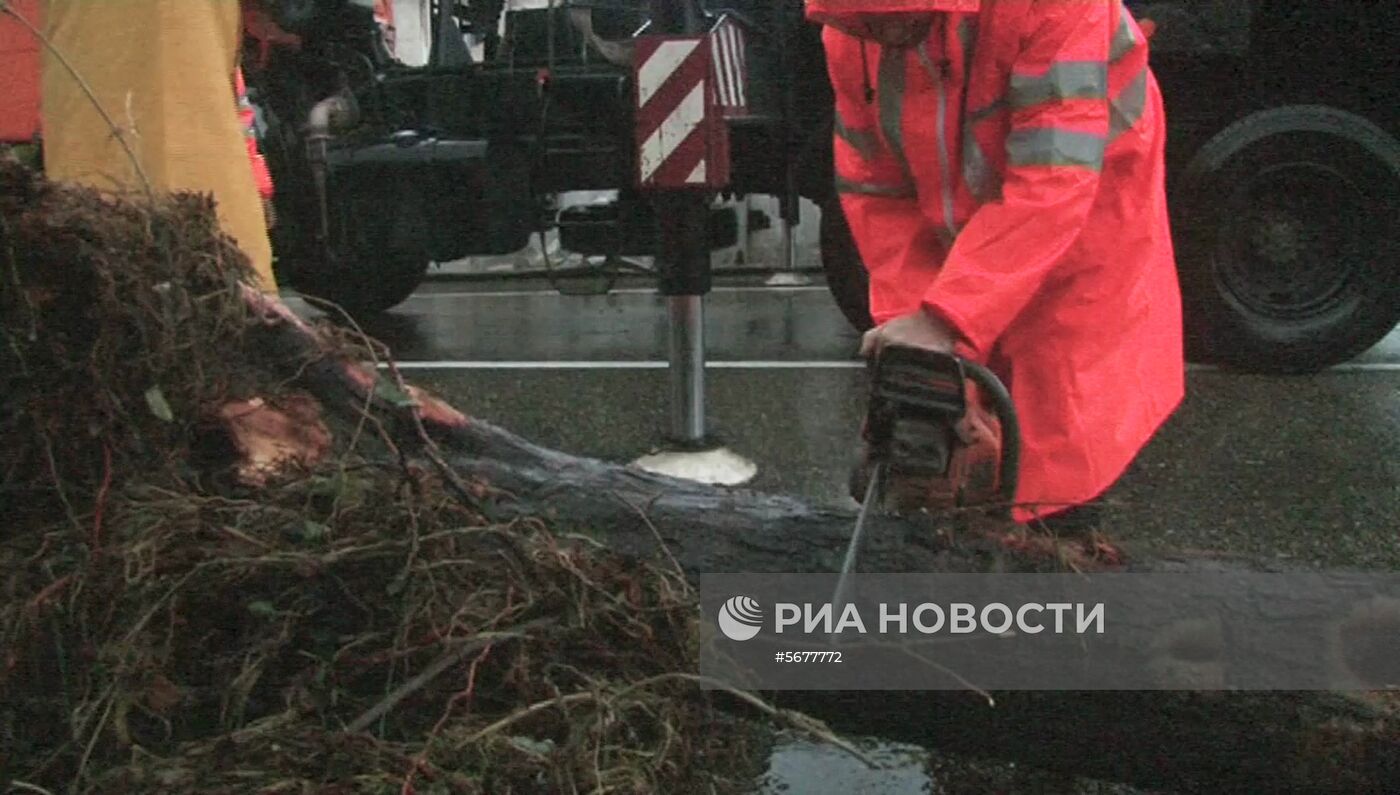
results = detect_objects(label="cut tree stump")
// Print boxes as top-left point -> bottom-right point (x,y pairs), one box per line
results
251,289 -> 1400,795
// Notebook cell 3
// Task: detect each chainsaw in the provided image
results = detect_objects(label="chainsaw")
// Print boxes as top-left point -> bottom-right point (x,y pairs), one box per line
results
854,345 -> 1020,515
831,345 -> 1021,619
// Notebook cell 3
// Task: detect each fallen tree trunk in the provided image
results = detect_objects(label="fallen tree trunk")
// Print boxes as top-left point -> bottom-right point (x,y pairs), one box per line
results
254,292 -> 1400,795
34,163 -> 1397,793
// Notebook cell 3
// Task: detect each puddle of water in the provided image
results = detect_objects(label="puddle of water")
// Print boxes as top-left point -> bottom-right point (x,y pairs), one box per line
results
752,736 -> 1159,794
754,737 -> 933,795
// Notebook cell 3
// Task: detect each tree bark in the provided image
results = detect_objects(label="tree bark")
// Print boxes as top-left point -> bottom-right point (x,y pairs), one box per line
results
252,291 -> 1400,794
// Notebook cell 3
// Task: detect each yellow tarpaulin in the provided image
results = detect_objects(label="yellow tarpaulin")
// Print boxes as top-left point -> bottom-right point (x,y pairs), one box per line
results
41,0 -> 277,291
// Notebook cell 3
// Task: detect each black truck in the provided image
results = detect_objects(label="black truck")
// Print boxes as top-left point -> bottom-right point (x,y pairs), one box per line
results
244,0 -> 1399,373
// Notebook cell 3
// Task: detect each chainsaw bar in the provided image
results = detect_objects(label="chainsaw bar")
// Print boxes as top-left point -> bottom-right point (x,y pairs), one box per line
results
829,461 -> 882,642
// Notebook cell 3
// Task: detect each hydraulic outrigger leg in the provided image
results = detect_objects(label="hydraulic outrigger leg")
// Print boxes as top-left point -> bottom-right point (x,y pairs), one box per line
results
629,0 -> 756,484
668,295 -> 706,442
651,0 -> 710,450
656,195 -> 712,446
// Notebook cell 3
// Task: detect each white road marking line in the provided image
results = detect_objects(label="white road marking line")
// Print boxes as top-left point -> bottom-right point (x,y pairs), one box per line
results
383,361 -> 858,370
379,360 -> 1400,372
1326,362 -> 1400,372
1190,362 -> 1400,373
402,286 -> 832,299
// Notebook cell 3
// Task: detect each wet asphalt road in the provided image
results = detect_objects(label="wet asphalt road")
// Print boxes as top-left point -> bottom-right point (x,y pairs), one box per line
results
288,276 -> 1398,793
296,276 -> 1400,569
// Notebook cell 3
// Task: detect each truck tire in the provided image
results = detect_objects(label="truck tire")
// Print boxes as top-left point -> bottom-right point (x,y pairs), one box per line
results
288,254 -> 431,317
819,197 -> 874,331
1173,105 -> 1400,373
277,162 -> 434,317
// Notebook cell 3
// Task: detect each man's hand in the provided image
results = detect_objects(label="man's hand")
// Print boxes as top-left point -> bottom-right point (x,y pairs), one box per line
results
859,308 -> 958,359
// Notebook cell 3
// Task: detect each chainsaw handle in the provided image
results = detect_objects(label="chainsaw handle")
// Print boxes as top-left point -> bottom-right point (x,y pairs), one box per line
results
960,360 -> 1021,509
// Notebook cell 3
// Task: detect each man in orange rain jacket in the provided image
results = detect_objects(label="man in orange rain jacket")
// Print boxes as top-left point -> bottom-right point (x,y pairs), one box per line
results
806,0 -> 1185,531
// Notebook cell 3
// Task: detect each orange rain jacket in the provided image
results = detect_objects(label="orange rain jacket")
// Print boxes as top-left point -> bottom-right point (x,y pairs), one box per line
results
806,0 -> 1185,521
0,0 -> 42,143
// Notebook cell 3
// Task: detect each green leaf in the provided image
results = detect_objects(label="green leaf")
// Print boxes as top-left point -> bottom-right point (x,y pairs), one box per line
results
306,474 -> 344,499
9,143 -> 42,171
372,379 -> 419,409
301,521 -> 329,542
144,385 -> 175,422
509,736 -> 556,755
247,600 -> 277,618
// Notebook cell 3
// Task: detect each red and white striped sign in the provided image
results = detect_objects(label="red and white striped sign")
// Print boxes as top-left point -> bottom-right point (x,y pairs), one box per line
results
633,35 -> 729,189
709,16 -> 748,116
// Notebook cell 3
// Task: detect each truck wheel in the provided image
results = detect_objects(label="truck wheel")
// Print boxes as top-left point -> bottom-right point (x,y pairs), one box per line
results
1173,105 -> 1400,373
819,198 -> 874,331
288,254 -> 431,317
275,171 -> 433,317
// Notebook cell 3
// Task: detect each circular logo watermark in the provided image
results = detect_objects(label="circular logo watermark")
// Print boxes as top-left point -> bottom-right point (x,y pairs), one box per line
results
718,595 -> 764,641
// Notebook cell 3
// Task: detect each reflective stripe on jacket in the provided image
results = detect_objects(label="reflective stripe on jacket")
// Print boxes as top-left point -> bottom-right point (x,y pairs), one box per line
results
235,67 -> 275,201
818,0 -> 1184,521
